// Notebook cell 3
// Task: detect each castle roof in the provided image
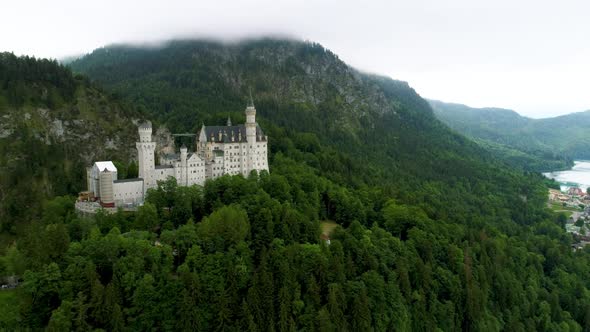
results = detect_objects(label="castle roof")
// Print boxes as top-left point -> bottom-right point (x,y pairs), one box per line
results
187,153 -> 200,161
202,124 -> 267,143
93,161 -> 117,173
161,153 -> 180,161
139,121 -> 152,129
114,178 -> 144,183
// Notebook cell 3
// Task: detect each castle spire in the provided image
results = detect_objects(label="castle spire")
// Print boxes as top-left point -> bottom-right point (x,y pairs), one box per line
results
227,115 -> 232,126
248,88 -> 254,108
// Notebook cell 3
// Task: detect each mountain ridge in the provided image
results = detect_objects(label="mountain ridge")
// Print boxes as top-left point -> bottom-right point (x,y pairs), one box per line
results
430,99 -> 590,121
429,99 -> 590,171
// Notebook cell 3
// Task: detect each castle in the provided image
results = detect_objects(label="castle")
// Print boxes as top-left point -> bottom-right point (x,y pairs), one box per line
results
81,100 -> 268,209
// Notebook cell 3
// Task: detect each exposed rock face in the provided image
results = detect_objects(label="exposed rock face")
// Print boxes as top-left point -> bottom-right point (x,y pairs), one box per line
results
193,41 -> 398,131
2,106 -> 179,168
154,126 -> 175,156
0,90 -> 144,167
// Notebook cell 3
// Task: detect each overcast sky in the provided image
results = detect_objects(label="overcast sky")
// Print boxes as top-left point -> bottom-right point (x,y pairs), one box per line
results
3,0 -> 589,118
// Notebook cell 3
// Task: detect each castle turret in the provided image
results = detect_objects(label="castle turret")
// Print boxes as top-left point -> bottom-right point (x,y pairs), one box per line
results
86,167 -> 92,192
197,123 -> 207,157
99,168 -> 114,207
180,144 -> 188,186
245,97 -> 256,143
136,121 -> 156,192
245,95 -> 257,174
180,144 -> 188,162
138,121 -> 152,142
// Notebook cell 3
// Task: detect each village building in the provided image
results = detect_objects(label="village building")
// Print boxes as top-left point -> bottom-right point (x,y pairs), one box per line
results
568,187 -> 586,197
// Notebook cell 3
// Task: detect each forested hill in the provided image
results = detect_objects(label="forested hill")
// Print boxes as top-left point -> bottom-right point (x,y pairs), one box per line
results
0,53 -> 143,231
4,40 -> 590,330
69,39 -> 433,134
70,39 -> 503,190
429,99 -> 590,171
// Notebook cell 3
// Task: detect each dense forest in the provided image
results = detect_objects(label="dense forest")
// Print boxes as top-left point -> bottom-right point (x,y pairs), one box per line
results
429,99 -> 590,171
0,52 -> 142,233
2,40 -> 590,330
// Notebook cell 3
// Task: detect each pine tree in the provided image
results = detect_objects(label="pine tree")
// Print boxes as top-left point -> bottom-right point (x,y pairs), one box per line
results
316,307 -> 336,332
47,301 -> 73,332
327,284 -> 347,331
351,284 -> 372,332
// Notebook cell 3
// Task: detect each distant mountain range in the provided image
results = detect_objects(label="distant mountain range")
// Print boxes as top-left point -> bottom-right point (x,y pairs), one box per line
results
430,99 -> 590,171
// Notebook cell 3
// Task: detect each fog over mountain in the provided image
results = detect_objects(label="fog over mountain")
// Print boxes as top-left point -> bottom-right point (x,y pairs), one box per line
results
3,0 -> 590,117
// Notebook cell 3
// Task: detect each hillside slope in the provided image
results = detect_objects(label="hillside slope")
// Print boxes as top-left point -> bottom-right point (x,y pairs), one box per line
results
0,53 -> 144,231
430,99 -> 589,170
29,38 -> 590,330
71,39 -> 514,194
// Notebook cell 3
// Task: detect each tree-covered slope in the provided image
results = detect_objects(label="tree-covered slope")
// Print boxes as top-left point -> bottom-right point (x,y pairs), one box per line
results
533,111 -> 590,158
0,53 -> 143,232
429,99 -> 590,171
67,38 -> 570,235
70,39 -> 512,193
4,39 -> 590,330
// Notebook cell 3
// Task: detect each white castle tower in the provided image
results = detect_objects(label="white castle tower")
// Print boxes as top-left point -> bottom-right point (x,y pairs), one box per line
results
179,144 -> 188,186
136,121 -> 156,192
245,94 -> 257,174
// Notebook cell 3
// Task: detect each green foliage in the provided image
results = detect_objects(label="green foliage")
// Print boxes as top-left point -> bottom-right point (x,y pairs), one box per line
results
197,205 -> 250,253
4,151 -> 588,330
0,54 -> 143,235
134,202 -> 159,231
0,290 -> 18,330
382,199 -> 429,240
113,160 -> 140,179
430,99 -> 580,171
3,39 -> 590,330
0,52 -> 76,109
544,177 -> 562,190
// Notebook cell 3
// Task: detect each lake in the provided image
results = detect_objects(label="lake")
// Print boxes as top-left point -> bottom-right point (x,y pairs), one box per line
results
544,161 -> 590,192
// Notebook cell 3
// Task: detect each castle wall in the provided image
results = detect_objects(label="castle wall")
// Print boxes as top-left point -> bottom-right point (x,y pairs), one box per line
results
81,102 -> 269,214
113,180 -> 144,206
224,143 -> 245,176
186,155 -> 206,185
155,166 -> 175,182
202,140 -> 267,178
207,154 -> 225,179
253,142 -> 269,172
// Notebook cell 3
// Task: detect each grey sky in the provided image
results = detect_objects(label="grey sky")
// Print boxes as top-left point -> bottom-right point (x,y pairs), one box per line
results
3,0 -> 589,118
